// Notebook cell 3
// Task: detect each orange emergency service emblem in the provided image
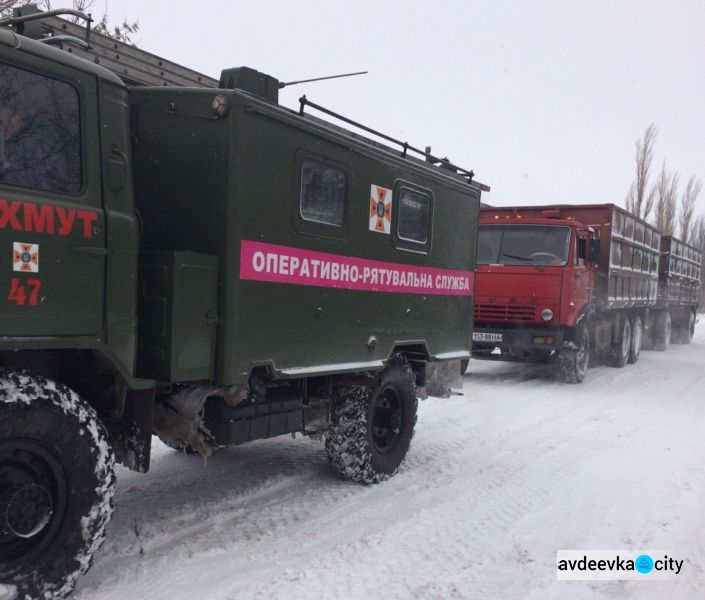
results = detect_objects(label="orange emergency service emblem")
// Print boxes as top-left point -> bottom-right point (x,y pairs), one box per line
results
13,242 -> 39,273
369,185 -> 393,234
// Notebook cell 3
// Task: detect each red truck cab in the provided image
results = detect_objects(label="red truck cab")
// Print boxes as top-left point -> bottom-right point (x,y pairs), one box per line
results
473,209 -> 597,365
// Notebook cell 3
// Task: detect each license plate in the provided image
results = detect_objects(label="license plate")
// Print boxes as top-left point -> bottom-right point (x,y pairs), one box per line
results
473,332 -> 503,343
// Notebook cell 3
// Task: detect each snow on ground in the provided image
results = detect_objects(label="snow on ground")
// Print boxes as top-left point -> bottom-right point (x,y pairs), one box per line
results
74,321 -> 705,600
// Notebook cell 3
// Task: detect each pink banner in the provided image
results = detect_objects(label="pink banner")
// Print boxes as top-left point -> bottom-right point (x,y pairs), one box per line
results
240,240 -> 473,296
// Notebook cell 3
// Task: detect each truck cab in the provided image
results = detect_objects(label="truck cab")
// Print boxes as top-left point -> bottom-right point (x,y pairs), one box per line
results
473,210 -> 596,363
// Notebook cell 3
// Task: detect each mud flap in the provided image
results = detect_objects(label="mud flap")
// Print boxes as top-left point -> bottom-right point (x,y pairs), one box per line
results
110,387 -> 154,472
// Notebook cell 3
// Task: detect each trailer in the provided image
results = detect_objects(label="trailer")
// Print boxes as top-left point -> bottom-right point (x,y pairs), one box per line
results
0,8 -> 485,598
471,203 -> 684,383
651,235 -> 702,346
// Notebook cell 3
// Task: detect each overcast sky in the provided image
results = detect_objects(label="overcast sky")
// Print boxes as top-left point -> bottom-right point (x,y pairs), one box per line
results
107,0 -> 704,216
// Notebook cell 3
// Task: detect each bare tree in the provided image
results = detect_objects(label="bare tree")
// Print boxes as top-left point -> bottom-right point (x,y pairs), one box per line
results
652,162 -> 679,236
625,123 -> 657,219
1,1 -> 139,45
679,176 -> 702,244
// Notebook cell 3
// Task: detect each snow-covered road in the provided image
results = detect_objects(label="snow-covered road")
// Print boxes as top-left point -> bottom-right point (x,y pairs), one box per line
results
75,321 -> 705,600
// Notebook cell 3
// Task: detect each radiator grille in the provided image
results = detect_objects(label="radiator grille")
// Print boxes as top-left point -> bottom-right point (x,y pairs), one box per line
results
474,303 -> 536,322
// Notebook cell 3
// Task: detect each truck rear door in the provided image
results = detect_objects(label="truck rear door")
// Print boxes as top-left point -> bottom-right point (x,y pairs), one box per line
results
0,54 -> 105,336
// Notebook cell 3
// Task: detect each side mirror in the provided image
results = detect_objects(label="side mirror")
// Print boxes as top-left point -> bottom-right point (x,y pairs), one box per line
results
589,238 -> 600,262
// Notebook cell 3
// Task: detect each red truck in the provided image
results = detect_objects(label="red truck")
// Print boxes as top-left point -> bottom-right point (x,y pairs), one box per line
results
471,204 -> 702,383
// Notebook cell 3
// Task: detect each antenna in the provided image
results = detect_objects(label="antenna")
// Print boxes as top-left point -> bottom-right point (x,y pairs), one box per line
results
279,71 -> 367,89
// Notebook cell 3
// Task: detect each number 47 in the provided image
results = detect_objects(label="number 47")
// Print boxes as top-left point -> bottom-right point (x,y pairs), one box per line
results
8,278 -> 42,306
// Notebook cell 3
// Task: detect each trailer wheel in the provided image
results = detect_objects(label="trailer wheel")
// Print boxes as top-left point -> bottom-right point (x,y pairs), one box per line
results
558,327 -> 590,384
606,317 -> 631,368
685,311 -> 696,344
627,315 -> 643,364
326,355 -> 417,484
674,312 -> 695,345
653,311 -> 672,351
0,371 -> 115,600
460,359 -> 470,375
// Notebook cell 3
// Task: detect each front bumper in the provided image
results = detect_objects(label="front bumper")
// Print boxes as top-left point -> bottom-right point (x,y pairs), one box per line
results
472,324 -> 565,358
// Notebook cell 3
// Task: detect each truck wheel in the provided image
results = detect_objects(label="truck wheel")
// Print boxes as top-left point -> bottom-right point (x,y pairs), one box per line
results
0,371 -> 115,600
674,312 -> 695,345
558,327 -> 589,384
606,317 -> 631,368
326,356 -> 417,484
653,311 -> 672,351
685,312 -> 696,344
460,359 -> 469,375
627,316 -> 643,364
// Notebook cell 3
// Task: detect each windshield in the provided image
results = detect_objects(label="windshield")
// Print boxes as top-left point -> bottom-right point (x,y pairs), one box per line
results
477,225 -> 571,266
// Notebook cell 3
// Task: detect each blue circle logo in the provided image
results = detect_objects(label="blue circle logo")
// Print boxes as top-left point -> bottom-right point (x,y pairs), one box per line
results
635,554 -> 654,574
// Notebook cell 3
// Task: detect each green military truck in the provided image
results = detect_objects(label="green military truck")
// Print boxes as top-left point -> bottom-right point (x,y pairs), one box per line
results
0,8 -> 484,598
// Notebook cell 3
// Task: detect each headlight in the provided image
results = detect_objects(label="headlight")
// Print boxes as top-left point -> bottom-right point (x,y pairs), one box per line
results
541,308 -> 554,321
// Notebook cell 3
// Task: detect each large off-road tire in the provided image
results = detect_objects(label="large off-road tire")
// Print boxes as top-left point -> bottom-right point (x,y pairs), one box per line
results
0,371 -> 115,600
653,311 -> 672,351
326,356 -> 417,484
558,327 -> 590,384
673,311 -> 695,345
606,316 -> 631,368
627,315 -> 643,364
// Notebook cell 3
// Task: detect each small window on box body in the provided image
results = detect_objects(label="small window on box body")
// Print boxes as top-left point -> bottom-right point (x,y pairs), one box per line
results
397,187 -> 430,244
299,158 -> 346,227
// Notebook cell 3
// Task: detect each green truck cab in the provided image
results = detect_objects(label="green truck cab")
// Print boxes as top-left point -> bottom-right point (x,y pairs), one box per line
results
0,9 -> 484,598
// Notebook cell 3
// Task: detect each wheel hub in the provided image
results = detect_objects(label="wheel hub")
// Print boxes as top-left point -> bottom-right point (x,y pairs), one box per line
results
1,484 -> 53,539
371,389 -> 402,454
0,440 -> 67,563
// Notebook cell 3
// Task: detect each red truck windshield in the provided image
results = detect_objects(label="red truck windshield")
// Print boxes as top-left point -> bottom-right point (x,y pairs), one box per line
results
477,224 -> 571,266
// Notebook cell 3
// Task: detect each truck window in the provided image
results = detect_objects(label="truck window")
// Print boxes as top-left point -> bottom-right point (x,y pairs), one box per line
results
0,63 -> 81,195
299,158 -> 346,227
477,226 -> 502,263
477,225 -> 570,266
576,235 -> 587,266
397,187 -> 430,244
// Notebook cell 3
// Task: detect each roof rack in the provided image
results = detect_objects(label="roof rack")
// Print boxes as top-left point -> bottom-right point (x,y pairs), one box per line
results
1,5 -> 217,88
298,96 -> 489,191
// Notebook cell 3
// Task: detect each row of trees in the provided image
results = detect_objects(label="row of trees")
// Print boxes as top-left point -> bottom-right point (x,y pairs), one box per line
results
625,123 -> 703,245
625,124 -> 705,308
0,0 -> 138,44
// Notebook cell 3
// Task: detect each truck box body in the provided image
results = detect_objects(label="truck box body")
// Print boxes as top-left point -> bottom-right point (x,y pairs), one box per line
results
130,87 -> 479,386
